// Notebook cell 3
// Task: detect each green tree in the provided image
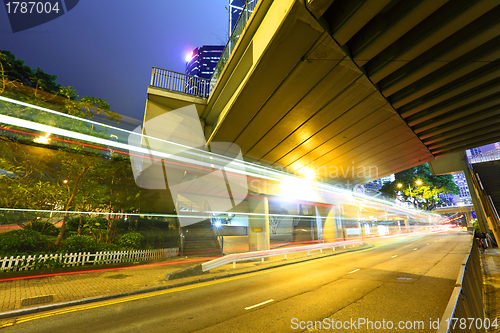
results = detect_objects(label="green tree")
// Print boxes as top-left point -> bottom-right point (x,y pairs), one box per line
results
0,50 -> 134,248
379,163 -> 459,211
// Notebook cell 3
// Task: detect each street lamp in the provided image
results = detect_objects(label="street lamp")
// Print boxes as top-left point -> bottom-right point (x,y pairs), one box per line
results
397,180 -> 423,207
34,132 -> 51,144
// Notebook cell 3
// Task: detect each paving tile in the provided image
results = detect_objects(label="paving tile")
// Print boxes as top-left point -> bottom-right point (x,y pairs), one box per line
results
483,249 -> 500,333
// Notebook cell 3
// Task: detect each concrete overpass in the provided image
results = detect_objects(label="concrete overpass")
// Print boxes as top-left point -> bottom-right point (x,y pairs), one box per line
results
433,204 -> 475,224
433,205 -> 474,214
145,0 -> 500,186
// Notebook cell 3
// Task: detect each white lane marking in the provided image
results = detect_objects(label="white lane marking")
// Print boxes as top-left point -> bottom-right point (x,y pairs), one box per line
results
391,255 -> 398,258
414,248 -> 418,250
348,269 -> 360,274
245,299 -> 274,310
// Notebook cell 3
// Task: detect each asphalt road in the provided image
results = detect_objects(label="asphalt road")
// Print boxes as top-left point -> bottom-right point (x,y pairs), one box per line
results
2,230 -> 472,333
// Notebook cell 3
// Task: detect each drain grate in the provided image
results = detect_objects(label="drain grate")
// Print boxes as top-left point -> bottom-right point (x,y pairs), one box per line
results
396,277 -> 413,280
21,295 -> 54,306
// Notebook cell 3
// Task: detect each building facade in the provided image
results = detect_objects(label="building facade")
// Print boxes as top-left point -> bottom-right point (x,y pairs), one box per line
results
364,174 -> 395,195
229,0 -> 246,34
451,173 -> 471,205
185,45 -> 225,80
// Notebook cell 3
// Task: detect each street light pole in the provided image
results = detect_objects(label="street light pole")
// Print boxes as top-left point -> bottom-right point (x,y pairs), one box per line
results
398,180 -> 422,208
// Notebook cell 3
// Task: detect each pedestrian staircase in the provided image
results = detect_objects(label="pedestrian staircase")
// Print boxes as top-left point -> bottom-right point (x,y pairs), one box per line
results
181,220 -> 222,256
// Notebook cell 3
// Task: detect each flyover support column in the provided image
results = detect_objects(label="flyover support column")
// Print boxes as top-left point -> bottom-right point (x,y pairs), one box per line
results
314,206 -> 323,241
248,196 -> 270,251
465,211 -> 473,226
322,206 -> 337,242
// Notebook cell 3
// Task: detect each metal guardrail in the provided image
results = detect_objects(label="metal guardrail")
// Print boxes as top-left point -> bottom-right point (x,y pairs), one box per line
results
437,237 -> 484,333
209,0 -> 260,94
469,148 -> 500,164
150,67 -> 210,98
201,239 -> 364,272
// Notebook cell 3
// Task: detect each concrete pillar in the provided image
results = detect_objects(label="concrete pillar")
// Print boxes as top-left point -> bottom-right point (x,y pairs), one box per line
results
465,211 -> 473,226
340,205 -> 346,240
357,202 -> 362,238
315,206 -> 323,240
248,196 -> 270,251
323,206 -> 337,242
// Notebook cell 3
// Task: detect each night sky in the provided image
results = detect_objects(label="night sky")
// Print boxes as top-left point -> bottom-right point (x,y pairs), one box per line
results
0,0 -> 229,120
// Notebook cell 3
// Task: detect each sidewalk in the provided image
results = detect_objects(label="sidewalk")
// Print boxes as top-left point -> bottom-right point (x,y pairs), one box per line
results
483,248 -> 500,333
0,242 -> 368,318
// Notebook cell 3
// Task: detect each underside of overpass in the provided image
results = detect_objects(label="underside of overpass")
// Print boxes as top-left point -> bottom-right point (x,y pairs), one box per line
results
433,205 -> 474,215
146,0 -> 500,186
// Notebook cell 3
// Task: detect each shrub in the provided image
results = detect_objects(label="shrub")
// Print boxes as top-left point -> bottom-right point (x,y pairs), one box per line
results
0,229 -> 45,254
96,243 -> 119,252
118,232 -> 145,249
22,220 -> 59,236
0,211 -> 37,225
40,235 -> 58,251
64,235 -> 96,253
66,215 -> 86,232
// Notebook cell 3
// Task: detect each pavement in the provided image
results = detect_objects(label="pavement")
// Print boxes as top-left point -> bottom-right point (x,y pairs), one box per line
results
1,230 -> 499,330
0,241 -> 368,319
483,248 -> 500,333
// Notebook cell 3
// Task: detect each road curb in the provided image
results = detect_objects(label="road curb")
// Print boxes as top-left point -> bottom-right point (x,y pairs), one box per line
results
0,243 -> 373,320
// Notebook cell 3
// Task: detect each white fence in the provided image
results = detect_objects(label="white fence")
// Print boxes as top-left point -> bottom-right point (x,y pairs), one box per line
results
0,248 -> 179,272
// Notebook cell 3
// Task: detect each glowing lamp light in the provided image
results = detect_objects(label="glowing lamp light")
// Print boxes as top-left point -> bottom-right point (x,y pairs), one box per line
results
63,179 -> 68,184
185,51 -> 194,62
397,183 -> 403,188
302,168 -> 316,181
416,180 -> 422,185
214,220 -> 222,228
34,132 -> 51,144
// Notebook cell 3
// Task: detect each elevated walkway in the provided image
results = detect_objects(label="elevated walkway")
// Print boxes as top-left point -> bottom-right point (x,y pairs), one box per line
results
144,0 -> 500,186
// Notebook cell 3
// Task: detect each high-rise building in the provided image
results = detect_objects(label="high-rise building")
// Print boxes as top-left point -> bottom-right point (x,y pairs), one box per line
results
364,174 -> 395,194
469,147 -> 482,156
452,173 -> 471,205
466,142 -> 499,157
185,45 -> 224,80
229,0 -> 246,34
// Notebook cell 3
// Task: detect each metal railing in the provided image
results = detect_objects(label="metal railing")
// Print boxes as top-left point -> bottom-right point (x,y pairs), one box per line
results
468,148 -> 500,164
437,237 -> 484,333
209,0 -> 260,94
150,67 -> 210,98
201,239 -> 364,272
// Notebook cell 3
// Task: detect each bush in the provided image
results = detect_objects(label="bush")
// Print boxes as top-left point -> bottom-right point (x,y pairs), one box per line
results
40,235 -> 58,251
64,235 -> 96,253
66,215 -> 86,232
0,211 -> 37,225
118,232 -> 145,249
22,220 -> 59,236
96,243 -> 119,252
0,229 -> 45,254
